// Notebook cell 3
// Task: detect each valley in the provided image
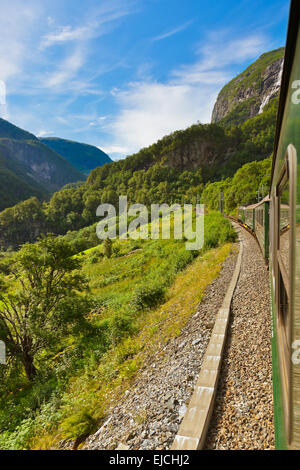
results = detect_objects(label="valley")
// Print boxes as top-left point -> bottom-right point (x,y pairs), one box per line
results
0,46 -> 283,450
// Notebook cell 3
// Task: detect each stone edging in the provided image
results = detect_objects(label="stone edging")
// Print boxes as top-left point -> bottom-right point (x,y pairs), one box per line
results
171,239 -> 243,450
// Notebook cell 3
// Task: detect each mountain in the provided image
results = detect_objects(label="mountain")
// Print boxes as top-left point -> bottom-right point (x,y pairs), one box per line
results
0,117 -> 38,141
0,118 -> 85,211
211,47 -> 284,126
40,137 -> 112,175
0,146 -> 47,210
0,48 -> 283,247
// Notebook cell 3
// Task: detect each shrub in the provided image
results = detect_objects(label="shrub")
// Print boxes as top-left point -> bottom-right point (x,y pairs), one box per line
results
61,409 -> 97,441
103,238 -> 112,258
173,251 -> 194,272
203,212 -> 237,249
108,313 -> 135,345
112,245 -> 121,257
132,283 -> 165,311
0,417 -> 35,450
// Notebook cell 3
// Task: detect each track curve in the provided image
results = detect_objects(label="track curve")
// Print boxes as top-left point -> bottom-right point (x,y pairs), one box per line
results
204,222 -> 274,449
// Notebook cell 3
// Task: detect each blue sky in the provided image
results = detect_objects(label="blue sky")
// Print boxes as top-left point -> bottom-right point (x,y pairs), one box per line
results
0,0 -> 290,160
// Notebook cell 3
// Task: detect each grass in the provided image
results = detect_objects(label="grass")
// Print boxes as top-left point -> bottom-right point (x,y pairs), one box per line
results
0,211 -> 236,450
31,242 -> 232,450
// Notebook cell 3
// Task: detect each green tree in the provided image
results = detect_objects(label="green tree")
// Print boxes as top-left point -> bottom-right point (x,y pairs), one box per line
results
0,197 -> 45,250
0,236 -> 91,380
103,238 -> 112,258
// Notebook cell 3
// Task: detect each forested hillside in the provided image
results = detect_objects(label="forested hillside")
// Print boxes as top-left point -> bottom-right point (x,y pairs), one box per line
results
0,45 -> 283,247
0,120 -> 112,212
0,147 -> 48,209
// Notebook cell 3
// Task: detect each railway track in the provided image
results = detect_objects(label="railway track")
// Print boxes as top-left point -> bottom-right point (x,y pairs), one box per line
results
84,222 -> 274,450
204,223 -> 274,449
228,215 -> 269,267
172,221 -> 274,449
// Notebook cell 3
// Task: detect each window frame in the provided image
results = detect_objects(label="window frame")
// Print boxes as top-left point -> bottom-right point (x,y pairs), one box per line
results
274,143 -> 297,443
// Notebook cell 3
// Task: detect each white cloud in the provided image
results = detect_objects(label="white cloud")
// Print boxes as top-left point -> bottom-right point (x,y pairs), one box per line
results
36,129 -> 54,137
0,0 -> 40,82
1,0 -> 135,104
100,144 -> 130,155
45,48 -> 85,88
89,116 -> 107,126
34,2 -> 136,95
104,32 -> 267,158
106,81 -> 217,156
40,25 -> 92,49
40,1 -> 135,49
172,34 -> 267,85
153,20 -> 193,42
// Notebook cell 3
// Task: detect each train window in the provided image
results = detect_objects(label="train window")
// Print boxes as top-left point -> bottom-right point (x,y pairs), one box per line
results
279,271 -> 289,338
275,144 -> 297,443
256,207 -> 264,227
279,180 -> 290,278
260,208 -> 263,226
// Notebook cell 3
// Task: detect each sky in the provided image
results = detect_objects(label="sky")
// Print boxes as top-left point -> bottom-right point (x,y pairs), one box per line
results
0,0 -> 291,160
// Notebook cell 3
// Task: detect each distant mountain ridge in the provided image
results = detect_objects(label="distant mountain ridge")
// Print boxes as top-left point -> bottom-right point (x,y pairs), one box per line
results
0,118 -> 85,211
40,137 -> 112,175
0,118 -> 112,212
0,117 -> 38,141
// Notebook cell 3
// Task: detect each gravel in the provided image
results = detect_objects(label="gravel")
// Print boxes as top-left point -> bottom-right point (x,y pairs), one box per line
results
84,246 -> 238,450
204,223 -> 274,450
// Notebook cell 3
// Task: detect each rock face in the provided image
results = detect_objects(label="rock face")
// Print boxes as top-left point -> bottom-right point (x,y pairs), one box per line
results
211,48 -> 284,124
165,134 -> 235,170
0,138 -> 84,192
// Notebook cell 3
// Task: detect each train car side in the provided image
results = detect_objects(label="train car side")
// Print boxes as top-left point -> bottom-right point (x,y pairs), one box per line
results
255,200 -> 270,261
269,0 -> 300,449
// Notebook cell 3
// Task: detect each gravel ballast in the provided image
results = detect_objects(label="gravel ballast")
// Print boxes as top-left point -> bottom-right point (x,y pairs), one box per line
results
205,223 -> 274,450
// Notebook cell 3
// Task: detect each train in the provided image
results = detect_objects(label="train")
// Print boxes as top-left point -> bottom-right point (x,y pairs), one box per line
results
238,196 -> 270,262
236,0 -> 300,449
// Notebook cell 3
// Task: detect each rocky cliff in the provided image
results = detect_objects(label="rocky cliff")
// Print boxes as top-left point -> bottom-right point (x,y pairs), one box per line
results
211,48 -> 284,125
164,126 -> 235,170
